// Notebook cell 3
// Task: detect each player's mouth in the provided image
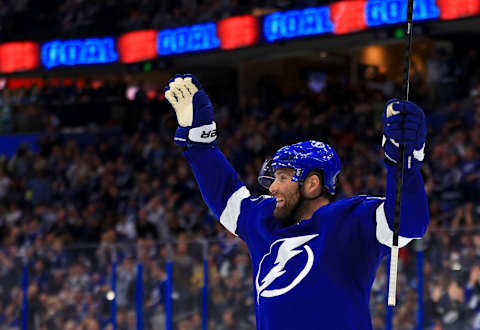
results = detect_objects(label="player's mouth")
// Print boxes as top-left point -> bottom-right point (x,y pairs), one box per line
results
276,198 -> 285,207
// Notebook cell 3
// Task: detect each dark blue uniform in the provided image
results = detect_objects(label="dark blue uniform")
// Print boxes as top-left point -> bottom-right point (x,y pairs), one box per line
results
185,146 -> 428,330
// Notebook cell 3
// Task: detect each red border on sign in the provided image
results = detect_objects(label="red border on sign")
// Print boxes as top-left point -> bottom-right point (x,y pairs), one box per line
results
217,15 -> 259,50
329,1 -> 368,35
118,30 -> 158,64
0,42 -> 40,73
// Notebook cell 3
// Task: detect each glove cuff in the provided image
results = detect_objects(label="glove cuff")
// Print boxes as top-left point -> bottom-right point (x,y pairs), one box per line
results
189,122 -> 217,143
382,138 -> 425,171
174,122 -> 217,147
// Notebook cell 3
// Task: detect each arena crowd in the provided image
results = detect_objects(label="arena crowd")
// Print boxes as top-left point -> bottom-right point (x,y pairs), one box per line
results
0,23 -> 478,330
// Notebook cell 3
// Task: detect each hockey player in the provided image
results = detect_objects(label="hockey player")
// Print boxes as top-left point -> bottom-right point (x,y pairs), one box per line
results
164,74 -> 428,329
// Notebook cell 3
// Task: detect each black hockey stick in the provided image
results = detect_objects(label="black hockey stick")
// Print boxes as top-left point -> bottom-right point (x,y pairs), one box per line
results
388,0 -> 414,307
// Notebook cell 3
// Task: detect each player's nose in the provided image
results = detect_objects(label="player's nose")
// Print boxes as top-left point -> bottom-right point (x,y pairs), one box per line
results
269,179 -> 280,196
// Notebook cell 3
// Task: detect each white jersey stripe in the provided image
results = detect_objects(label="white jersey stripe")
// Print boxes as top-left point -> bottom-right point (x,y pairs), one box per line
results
375,203 -> 420,248
220,186 -> 251,235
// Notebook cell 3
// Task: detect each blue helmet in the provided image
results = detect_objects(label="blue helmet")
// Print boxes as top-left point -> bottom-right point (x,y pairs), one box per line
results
258,141 -> 341,195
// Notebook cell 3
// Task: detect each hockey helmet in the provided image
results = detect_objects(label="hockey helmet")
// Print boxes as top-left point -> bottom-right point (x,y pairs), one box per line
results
258,140 -> 341,195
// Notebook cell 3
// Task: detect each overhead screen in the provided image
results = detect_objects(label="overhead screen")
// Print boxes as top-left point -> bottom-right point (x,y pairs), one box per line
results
0,0 -> 478,73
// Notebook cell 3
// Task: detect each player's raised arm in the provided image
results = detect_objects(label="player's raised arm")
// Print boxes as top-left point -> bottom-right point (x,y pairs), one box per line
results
163,74 -> 253,236
378,99 -> 429,247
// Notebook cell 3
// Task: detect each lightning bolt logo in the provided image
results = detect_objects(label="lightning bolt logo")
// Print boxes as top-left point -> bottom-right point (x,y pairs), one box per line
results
255,234 -> 318,303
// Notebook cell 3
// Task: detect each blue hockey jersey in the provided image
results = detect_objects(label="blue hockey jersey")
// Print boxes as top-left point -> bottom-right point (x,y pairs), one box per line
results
184,146 -> 429,330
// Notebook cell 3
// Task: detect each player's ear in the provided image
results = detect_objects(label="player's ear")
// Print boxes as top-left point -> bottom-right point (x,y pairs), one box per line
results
304,172 -> 322,197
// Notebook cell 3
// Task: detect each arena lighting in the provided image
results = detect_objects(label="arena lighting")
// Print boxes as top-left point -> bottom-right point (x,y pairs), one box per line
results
157,23 -> 220,55
106,290 -> 115,301
263,7 -> 333,43
0,42 -> 40,73
7,77 -> 44,89
41,38 -> 118,69
366,0 -> 440,26
143,61 -> 152,72
118,30 -> 157,64
437,0 -> 480,20
329,1 -> 368,34
217,15 -> 259,50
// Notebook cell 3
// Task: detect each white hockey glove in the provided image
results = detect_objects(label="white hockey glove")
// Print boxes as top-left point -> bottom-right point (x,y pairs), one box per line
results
164,74 -> 217,147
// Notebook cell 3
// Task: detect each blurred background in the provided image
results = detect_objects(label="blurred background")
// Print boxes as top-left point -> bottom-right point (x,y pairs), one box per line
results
0,0 -> 478,329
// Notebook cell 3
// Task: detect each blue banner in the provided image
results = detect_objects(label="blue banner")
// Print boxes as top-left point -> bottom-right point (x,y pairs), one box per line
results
157,23 -> 220,55
41,38 -> 118,69
264,7 -> 333,43
366,0 -> 440,27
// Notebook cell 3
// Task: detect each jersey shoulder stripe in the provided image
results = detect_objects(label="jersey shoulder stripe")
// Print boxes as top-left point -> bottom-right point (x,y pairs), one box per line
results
220,186 -> 251,236
375,202 -> 420,248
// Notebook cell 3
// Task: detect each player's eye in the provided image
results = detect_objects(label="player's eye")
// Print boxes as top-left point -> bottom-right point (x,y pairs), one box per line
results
276,174 -> 291,182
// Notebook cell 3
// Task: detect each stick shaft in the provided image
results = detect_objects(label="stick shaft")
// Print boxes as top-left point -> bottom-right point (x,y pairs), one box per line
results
388,0 -> 414,307
402,0 -> 415,101
388,246 -> 399,306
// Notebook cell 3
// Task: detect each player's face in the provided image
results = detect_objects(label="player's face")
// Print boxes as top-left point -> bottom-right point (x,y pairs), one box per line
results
269,168 -> 301,220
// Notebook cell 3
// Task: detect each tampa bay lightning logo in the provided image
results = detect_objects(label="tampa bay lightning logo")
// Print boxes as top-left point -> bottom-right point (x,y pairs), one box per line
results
255,234 -> 318,303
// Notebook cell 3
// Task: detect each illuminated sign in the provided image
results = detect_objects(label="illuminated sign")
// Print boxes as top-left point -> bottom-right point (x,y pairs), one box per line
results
366,0 -> 440,26
217,15 -> 259,50
264,7 -> 333,42
118,30 -> 158,64
157,23 -> 219,55
0,1 -> 479,73
41,38 -> 117,69
330,1 -> 368,34
0,42 -> 40,73
437,0 -> 480,20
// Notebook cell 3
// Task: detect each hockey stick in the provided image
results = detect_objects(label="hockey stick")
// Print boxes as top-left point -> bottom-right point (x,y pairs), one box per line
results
388,0 -> 415,307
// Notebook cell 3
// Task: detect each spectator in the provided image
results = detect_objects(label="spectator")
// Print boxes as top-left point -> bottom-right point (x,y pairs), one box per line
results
136,208 -> 158,240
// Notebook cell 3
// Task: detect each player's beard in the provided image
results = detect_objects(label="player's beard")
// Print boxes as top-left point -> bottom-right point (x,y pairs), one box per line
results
273,187 -> 303,227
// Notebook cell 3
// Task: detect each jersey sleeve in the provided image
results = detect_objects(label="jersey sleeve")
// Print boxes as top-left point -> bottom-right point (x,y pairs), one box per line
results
328,164 -> 429,266
377,163 -> 429,248
183,146 -> 275,241
329,193 -> 423,271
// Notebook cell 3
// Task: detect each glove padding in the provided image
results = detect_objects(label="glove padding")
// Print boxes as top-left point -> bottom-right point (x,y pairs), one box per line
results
164,74 -> 216,147
382,99 -> 426,170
